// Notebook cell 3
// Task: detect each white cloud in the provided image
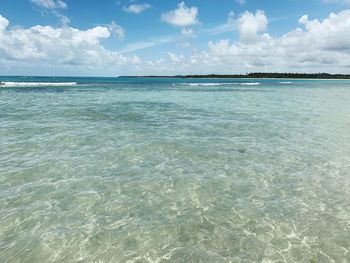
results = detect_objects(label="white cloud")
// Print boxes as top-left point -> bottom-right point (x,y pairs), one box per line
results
123,3 -> 151,14
237,10 -> 268,43
118,29 -> 195,54
236,0 -> 246,6
291,10 -> 350,52
118,35 -> 176,53
2,9 -> 350,75
161,2 -> 199,27
0,15 -> 140,75
31,0 -> 67,10
140,9 -> 350,74
0,15 -> 9,31
168,52 -> 185,63
109,21 -> 125,40
31,0 -> 70,25
181,28 -> 195,37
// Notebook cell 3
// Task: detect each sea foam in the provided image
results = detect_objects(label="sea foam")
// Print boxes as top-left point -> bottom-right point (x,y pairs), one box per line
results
0,82 -> 78,87
184,82 -> 261,86
239,82 -> 261,86
187,83 -> 230,86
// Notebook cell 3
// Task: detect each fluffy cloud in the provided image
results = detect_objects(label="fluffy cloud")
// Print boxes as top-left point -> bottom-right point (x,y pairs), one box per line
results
237,10 -> 268,43
0,15 -> 140,75
123,3 -> 151,14
0,15 -> 9,31
161,2 -> 199,27
141,10 -> 350,74
2,9 -> 350,75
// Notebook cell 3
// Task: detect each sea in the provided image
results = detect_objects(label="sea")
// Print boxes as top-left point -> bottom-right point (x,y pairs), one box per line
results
1,76 -> 350,262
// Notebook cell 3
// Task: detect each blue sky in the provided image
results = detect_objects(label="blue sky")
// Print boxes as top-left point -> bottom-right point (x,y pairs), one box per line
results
0,0 -> 350,76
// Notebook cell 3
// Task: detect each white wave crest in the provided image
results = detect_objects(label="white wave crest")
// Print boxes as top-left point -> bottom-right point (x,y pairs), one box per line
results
0,82 -> 78,87
240,82 -> 261,86
187,83 -> 231,86
279,81 -> 293,84
179,82 -> 261,87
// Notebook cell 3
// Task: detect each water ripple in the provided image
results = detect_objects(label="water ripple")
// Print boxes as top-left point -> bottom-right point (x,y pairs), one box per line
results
1,80 -> 350,262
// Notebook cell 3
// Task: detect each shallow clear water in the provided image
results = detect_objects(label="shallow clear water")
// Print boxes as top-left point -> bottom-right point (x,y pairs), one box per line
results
1,77 -> 350,262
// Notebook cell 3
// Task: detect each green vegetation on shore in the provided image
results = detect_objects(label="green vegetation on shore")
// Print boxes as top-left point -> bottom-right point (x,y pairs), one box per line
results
122,73 -> 350,79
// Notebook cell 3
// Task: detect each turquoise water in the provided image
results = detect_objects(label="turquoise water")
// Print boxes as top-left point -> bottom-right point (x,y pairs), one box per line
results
1,77 -> 350,262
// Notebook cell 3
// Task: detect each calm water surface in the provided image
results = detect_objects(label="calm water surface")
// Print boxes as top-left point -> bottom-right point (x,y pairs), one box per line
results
1,77 -> 350,262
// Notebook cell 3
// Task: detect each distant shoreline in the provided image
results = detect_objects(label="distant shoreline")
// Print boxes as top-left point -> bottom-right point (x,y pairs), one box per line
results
120,73 -> 350,80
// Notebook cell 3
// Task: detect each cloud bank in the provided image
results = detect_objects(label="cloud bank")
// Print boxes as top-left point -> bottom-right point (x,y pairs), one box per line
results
0,15 -> 139,75
1,8 -> 350,75
141,9 -> 350,74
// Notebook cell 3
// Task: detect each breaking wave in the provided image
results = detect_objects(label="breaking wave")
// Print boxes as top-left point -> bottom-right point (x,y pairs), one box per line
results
239,82 -> 261,86
182,82 -> 261,86
0,82 -> 78,87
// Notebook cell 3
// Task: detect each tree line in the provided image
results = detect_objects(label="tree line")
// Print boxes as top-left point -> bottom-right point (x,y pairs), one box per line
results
123,73 -> 350,79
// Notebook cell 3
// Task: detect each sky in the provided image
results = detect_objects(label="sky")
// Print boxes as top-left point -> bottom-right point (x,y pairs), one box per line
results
0,0 -> 350,76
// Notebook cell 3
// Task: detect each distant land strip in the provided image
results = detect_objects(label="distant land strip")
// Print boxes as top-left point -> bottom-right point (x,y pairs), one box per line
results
121,73 -> 350,79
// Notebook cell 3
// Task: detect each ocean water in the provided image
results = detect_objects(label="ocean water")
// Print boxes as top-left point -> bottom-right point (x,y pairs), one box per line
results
1,77 -> 350,262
